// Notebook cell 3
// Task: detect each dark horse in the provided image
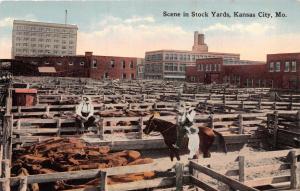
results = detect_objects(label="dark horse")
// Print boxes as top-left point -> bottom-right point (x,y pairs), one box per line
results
143,115 -> 227,161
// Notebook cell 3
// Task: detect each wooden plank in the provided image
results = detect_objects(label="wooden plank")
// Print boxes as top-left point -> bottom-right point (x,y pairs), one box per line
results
245,164 -> 290,175
190,161 -> 259,191
189,175 -> 218,191
108,177 -> 180,191
245,176 -> 290,187
9,162 -> 174,186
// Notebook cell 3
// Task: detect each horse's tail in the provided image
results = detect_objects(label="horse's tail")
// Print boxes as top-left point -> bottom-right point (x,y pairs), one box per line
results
213,130 -> 228,153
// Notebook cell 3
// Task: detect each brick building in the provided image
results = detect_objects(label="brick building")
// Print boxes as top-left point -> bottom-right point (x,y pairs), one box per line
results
12,52 -> 141,80
266,53 -> 300,89
186,53 -> 300,89
144,32 -> 240,81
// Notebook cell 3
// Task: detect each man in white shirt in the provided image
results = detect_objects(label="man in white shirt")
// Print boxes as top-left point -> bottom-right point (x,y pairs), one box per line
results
75,97 -> 95,131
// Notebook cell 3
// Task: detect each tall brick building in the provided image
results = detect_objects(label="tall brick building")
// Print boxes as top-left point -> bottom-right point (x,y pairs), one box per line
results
12,20 -> 78,58
186,53 -> 300,89
12,52 -> 141,80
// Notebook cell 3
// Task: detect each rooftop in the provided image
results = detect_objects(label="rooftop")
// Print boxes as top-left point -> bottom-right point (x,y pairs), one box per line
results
145,49 -> 239,56
13,20 -> 78,29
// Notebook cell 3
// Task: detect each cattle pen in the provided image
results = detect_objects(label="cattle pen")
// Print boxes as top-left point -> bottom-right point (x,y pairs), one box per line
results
0,77 -> 300,191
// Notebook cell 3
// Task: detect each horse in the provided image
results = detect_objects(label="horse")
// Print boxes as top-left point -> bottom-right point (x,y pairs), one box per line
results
143,115 -> 227,161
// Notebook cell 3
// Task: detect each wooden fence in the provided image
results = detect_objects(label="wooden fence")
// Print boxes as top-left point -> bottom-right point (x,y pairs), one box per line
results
2,149 -> 296,191
193,149 -> 300,190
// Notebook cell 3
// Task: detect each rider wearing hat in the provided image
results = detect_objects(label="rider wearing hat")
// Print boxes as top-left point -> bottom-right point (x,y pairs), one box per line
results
173,102 -> 200,159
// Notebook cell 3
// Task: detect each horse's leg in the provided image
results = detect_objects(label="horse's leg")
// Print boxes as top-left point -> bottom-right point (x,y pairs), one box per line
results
169,148 -> 174,161
174,148 -> 180,161
203,136 -> 214,158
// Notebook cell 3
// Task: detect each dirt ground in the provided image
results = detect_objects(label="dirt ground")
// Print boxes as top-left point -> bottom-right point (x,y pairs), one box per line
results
141,145 -> 290,191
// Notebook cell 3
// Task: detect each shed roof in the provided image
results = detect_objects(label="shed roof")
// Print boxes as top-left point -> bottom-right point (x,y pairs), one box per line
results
14,88 -> 37,94
38,67 -> 56,73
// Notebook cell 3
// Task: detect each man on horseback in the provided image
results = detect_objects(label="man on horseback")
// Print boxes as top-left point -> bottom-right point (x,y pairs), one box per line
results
173,102 -> 200,159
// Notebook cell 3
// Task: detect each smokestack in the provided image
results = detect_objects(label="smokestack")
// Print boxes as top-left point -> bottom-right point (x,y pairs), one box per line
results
192,31 -> 208,52
65,10 -> 68,25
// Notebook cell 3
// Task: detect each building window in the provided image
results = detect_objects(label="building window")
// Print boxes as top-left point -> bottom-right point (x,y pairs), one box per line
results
284,61 -> 290,72
111,60 -> 115,68
123,73 -> 126,79
165,54 -> 169,60
122,60 -> 126,69
92,60 -> 97,68
179,64 -> 185,72
237,76 -> 241,85
291,61 -> 297,72
80,61 -> 85,66
44,61 -> 50,65
198,64 -> 203,71
211,64 -> 215,71
173,63 -> 178,71
69,62 -> 73,66
57,62 -> 62,66
105,72 -> 109,79
131,73 -> 134,79
275,62 -> 280,72
130,61 -> 134,69
269,62 -> 274,72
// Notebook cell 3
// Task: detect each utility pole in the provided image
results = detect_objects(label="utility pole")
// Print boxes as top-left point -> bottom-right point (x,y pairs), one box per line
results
65,9 -> 68,25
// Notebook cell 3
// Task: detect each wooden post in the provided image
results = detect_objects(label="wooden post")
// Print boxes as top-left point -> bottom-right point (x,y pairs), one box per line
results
210,115 -> 214,129
238,114 -> 244,134
240,101 -> 244,110
5,97 -> 12,115
17,106 -> 21,114
45,105 -> 50,116
100,170 -> 107,191
2,160 -> 10,191
257,97 -> 262,110
175,163 -> 184,191
272,102 -> 277,110
289,150 -> 300,189
0,145 -> 2,177
223,94 -> 226,112
139,117 -> 143,139
18,176 -> 27,191
204,100 -> 208,111
273,111 -> 278,149
2,115 -> 13,161
238,155 -> 245,182
97,119 -> 104,140
297,111 -> 300,129
289,94 -> 293,110
56,118 -> 61,136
